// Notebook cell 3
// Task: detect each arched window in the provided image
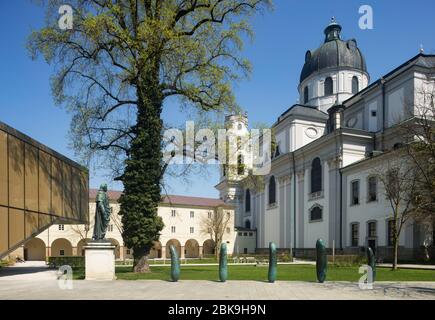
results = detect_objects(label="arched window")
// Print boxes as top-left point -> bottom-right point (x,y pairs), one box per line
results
352,76 -> 359,94
310,206 -> 323,222
324,77 -> 333,96
304,86 -> 309,104
268,176 -> 276,205
311,158 -> 322,194
245,189 -> 251,212
245,220 -> 251,229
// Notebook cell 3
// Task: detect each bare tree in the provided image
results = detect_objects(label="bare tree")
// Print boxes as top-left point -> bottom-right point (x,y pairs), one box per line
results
375,153 -> 422,270
400,84 -> 435,258
200,209 -> 231,258
70,223 -> 91,241
110,207 -> 124,235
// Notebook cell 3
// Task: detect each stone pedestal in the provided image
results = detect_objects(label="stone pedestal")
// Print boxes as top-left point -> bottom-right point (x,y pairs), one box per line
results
84,241 -> 116,281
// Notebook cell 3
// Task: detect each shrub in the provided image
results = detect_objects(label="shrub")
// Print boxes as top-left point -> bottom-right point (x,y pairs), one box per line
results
328,255 -> 367,267
0,259 -> 15,267
48,256 -> 85,268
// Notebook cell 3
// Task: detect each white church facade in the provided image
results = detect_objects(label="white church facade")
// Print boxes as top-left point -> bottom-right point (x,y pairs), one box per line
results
217,19 -> 434,260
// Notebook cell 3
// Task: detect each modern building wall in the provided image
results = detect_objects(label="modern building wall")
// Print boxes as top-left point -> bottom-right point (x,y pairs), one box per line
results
0,121 -> 89,259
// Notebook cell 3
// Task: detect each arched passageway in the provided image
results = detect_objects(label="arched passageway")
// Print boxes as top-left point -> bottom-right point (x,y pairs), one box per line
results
185,239 -> 200,258
51,238 -> 73,257
166,239 -> 181,258
149,241 -> 162,258
24,238 -> 46,261
203,239 -> 215,256
76,238 -> 91,256
108,238 -> 121,259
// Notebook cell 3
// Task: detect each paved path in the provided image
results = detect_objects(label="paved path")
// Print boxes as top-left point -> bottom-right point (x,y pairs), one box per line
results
0,261 -> 58,281
0,279 -> 434,300
1,262 -> 434,300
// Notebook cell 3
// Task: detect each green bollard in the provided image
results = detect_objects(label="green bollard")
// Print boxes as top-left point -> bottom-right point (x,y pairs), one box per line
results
268,242 -> 277,283
170,245 -> 180,282
316,239 -> 327,283
219,242 -> 228,282
366,247 -> 376,283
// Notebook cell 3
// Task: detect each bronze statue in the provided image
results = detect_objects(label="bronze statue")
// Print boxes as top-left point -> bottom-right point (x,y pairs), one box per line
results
92,184 -> 111,241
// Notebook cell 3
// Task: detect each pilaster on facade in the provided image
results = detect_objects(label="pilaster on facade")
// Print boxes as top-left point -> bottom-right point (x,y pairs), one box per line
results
277,174 -> 292,185
296,170 -> 305,182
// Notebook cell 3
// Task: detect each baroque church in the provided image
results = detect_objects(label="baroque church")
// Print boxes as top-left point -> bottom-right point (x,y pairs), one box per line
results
216,19 -> 435,260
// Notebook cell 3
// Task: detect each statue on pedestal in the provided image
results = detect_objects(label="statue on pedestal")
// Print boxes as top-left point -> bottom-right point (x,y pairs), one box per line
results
92,184 -> 111,241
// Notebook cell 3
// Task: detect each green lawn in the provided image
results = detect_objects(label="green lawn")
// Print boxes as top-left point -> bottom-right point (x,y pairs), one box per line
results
102,264 -> 435,282
116,258 -> 220,266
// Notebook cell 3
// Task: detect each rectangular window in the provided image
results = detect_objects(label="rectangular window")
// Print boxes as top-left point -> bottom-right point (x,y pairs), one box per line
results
58,224 -> 64,231
387,220 -> 395,247
60,250 -> 65,256
368,222 -> 377,238
243,232 -> 248,236
171,210 -> 176,217
190,211 -> 194,218
368,177 -> 377,202
238,232 -> 242,236
351,181 -> 360,205
244,248 -> 248,254
351,224 -> 359,247
126,249 -> 131,255
190,227 -> 194,234
171,226 -> 176,233
107,224 -> 113,232
249,232 -> 253,237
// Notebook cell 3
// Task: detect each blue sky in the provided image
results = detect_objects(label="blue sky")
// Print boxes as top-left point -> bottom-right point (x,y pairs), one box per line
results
1,0 -> 434,198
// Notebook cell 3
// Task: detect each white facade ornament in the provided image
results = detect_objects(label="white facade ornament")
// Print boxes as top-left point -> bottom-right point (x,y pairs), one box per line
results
305,127 -> 319,139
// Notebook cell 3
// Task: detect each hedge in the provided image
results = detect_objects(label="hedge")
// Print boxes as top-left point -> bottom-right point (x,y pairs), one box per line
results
48,256 -> 85,268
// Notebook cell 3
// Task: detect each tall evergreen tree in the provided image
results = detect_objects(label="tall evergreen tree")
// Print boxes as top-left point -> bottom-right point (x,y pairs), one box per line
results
28,0 -> 271,272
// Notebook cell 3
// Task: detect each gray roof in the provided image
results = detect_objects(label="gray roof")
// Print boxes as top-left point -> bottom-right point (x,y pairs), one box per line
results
343,53 -> 435,106
413,54 -> 435,68
300,20 -> 367,83
278,104 -> 328,124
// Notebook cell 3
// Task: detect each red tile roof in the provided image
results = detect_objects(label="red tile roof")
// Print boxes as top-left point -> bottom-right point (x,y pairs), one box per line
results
89,189 -> 123,201
89,189 -> 227,208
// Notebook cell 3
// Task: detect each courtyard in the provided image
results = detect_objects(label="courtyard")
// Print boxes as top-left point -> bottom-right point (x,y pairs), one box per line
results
0,262 -> 434,300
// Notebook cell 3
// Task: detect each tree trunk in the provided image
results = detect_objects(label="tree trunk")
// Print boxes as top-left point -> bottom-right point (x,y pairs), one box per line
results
120,65 -> 165,274
134,254 -> 151,273
393,239 -> 399,271
215,242 -> 220,259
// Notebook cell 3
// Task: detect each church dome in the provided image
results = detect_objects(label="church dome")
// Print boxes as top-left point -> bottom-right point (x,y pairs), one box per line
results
300,18 -> 367,83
